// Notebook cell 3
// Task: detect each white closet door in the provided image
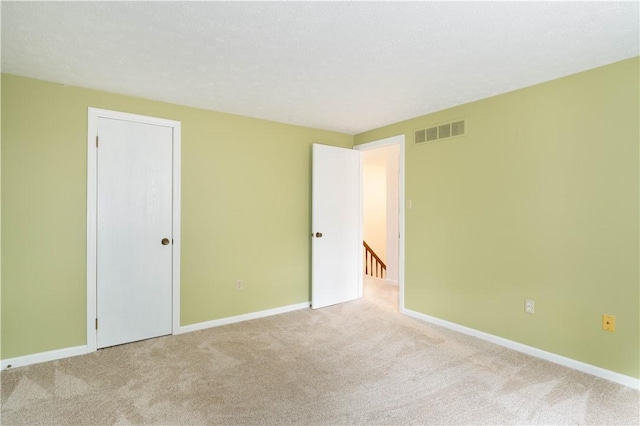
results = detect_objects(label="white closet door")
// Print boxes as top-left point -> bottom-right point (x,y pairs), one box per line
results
96,117 -> 173,348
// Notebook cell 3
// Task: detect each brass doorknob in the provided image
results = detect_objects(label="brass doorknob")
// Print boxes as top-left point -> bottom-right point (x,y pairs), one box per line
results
161,238 -> 170,245
315,232 -> 323,238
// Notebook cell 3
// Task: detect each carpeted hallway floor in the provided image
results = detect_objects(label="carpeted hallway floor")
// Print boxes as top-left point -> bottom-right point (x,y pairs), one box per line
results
1,279 -> 638,425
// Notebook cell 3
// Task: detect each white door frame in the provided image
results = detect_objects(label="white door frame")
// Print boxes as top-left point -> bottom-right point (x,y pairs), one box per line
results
86,107 -> 181,352
354,135 -> 405,311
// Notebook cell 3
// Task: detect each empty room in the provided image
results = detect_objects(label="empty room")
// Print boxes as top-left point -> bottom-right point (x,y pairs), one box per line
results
1,1 -> 639,424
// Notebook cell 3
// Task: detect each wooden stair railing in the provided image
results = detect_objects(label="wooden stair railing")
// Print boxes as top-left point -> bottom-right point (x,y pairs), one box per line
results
363,240 -> 386,279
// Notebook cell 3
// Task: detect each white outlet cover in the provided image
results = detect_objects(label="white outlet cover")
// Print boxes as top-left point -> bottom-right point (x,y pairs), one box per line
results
525,299 -> 535,314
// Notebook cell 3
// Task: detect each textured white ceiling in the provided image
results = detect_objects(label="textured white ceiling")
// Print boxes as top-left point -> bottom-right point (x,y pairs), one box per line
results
2,2 -> 638,135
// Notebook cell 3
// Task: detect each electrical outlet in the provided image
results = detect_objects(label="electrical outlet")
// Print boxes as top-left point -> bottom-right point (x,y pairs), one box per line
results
525,299 -> 534,314
236,280 -> 243,290
602,314 -> 615,332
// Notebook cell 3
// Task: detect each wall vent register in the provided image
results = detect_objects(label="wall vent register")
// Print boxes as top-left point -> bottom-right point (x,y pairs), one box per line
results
415,119 -> 466,144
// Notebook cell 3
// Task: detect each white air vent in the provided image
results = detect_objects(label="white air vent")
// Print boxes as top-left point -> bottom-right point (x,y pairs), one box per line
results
438,123 -> 451,139
414,129 -> 426,144
451,120 -> 465,136
426,127 -> 438,141
414,118 -> 466,144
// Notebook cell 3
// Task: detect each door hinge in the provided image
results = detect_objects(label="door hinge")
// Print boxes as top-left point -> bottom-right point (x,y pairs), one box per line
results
95,318 -> 98,330
96,135 -> 99,148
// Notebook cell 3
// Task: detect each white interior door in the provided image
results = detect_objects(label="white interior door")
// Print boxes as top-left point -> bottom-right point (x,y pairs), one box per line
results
312,144 -> 361,309
96,117 -> 173,348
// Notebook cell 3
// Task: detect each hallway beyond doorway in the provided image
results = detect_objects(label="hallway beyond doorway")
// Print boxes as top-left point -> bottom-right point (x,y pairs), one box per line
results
363,276 -> 398,312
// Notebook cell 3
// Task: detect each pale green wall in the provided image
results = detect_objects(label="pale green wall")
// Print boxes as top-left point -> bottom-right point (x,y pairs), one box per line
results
3,59 -> 639,379
1,74 -> 352,359
355,58 -> 640,378
0,73 -> 3,358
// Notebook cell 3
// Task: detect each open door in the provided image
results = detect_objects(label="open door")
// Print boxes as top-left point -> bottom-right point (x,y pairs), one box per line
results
311,144 -> 361,309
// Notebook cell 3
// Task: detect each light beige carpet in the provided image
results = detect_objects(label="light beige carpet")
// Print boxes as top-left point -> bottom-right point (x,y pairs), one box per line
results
2,280 -> 639,425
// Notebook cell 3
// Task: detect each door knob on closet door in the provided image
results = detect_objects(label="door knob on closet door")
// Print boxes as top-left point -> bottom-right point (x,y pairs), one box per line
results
161,238 -> 171,245
315,232 -> 323,238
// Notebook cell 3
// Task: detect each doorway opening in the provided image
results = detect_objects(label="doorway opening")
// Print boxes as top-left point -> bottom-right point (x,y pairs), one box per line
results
355,135 -> 405,313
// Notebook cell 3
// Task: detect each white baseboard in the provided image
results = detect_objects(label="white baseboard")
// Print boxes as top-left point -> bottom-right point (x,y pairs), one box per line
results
1,345 -> 88,371
8,304 -> 634,391
402,308 -> 639,390
1,302 -> 310,371
177,301 -> 310,334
